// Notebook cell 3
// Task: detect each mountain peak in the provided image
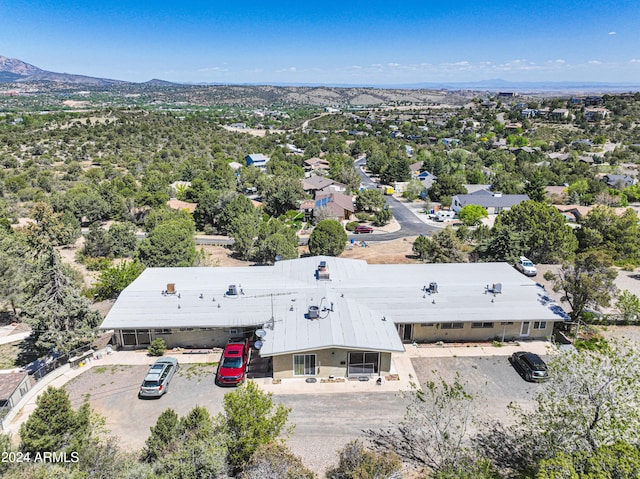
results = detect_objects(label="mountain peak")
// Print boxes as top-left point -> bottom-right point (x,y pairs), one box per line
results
0,55 -> 42,76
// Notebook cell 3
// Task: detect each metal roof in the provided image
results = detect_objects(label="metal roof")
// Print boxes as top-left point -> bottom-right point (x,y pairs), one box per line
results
99,257 -> 567,356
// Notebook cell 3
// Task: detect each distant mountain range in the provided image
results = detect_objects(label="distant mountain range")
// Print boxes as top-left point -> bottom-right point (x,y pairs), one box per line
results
1,55 -> 638,92
0,55 -> 126,86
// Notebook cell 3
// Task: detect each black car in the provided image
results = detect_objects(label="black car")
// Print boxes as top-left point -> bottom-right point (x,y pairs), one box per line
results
510,351 -> 548,382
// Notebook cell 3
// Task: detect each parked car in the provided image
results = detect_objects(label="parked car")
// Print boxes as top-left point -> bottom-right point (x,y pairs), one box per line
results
139,357 -> 179,398
510,351 -> 548,382
515,256 -> 537,277
216,339 -> 251,386
354,225 -> 374,234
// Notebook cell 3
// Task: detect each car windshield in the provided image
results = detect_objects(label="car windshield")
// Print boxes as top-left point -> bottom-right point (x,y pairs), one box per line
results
523,261 -> 534,267
143,380 -> 160,387
222,357 -> 243,368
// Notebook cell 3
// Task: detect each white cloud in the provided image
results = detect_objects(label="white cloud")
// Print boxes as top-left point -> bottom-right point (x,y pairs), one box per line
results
608,31 -> 617,35
275,66 -> 298,73
630,59 -> 640,64
387,63 -> 401,68
197,66 -> 229,73
588,60 -> 602,65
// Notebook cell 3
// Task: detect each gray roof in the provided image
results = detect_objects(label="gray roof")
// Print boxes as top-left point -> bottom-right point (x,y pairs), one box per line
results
100,256 -> 566,356
454,189 -> 530,209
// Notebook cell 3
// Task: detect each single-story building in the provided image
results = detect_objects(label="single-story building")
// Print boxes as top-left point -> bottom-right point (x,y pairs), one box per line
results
0,371 -> 31,417
99,257 -> 567,379
452,190 -> 530,214
245,153 -> 270,170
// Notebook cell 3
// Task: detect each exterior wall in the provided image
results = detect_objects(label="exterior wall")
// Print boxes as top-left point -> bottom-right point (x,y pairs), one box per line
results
113,328 -> 245,349
271,349 -> 393,379
409,320 -> 553,343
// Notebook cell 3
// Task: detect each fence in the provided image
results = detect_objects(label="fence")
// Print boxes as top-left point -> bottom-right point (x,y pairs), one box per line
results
26,343 -> 94,382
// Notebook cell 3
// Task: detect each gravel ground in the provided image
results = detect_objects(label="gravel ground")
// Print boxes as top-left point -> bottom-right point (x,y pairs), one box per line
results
411,356 -> 544,433
63,354 -> 548,475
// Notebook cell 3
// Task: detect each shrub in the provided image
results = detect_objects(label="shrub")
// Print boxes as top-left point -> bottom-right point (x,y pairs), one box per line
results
345,221 -> 359,232
355,212 -> 375,222
148,338 -> 167,356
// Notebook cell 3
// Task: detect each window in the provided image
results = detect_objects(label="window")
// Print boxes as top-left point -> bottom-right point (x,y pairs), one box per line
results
441,322 -> 464,330
293,354 -> 316,376
348,352 -> 380,375
472,322 -> 494,329
533,321 -> 547,330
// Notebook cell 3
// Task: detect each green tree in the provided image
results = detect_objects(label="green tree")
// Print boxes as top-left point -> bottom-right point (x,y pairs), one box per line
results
106,221 -> 138,257
550,250 -> 617,322
479,223 -> 527,263
218,381 -> 292,473
402,179 -> 426,201
429,175 -> 467,202
373,205 -> 393,226
159,405 -> 228,479
91,260 -> 145,301
143,408 -> 179,463
308,219 -> 348,257
252,219 -> 299,264
82,222 -> 113,258
22,249 -> 100,354
524,171 -> 547,203
327,440 -> 401,479
413,229 -> 467,263
617,289 -> 640,322
23,202 -> 81,251
20,387 -> 90,454
576,206 -> 639,261
495,201 -> 578,263
262,176 -> 306,217
355,189 -> 385,213
458,205 -> 488,226
138,217 -> 197,267
536,441 -> 640,479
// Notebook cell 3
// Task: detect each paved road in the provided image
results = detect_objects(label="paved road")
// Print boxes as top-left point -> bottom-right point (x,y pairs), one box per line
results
353,157 -> 438,240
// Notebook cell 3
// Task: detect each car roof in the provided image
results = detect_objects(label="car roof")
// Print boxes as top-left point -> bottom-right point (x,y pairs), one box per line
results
517,351 -> 546,368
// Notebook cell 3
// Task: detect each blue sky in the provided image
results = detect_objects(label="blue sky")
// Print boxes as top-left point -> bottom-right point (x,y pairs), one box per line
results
1,0 -> 639,85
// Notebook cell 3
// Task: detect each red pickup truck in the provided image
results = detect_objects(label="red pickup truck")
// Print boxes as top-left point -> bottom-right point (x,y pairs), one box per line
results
216,339 -> 250,386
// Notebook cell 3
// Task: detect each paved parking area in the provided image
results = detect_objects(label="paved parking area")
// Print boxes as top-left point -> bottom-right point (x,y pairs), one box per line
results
412,355 -> 545,430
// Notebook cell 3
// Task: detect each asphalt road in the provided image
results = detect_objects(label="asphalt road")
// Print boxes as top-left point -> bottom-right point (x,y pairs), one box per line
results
353,157 -> 438,240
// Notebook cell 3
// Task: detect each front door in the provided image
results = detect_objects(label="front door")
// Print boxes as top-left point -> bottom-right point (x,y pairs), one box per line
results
520,321 -> 530,337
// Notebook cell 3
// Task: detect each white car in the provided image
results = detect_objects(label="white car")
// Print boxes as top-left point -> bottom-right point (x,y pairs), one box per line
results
515,256 -> 537,277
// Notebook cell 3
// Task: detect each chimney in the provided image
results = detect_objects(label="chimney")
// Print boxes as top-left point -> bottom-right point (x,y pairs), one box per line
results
166,283 -> 176,294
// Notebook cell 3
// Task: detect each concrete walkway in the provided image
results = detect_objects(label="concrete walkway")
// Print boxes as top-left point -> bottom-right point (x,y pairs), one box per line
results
0,324 -> 31,345
4,340 -> 556,435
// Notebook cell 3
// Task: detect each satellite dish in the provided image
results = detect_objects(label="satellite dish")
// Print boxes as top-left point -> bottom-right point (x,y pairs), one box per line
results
254,340 -> 263,350
255,329 -> 267,338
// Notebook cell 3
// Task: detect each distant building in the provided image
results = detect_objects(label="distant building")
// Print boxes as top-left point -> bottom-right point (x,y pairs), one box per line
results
452,189 -> 530,214
245,153 -> 270,170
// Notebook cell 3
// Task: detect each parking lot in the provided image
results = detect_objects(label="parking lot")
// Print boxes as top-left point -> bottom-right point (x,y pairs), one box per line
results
63,353 -> 546,474
412,355 -> 543,430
